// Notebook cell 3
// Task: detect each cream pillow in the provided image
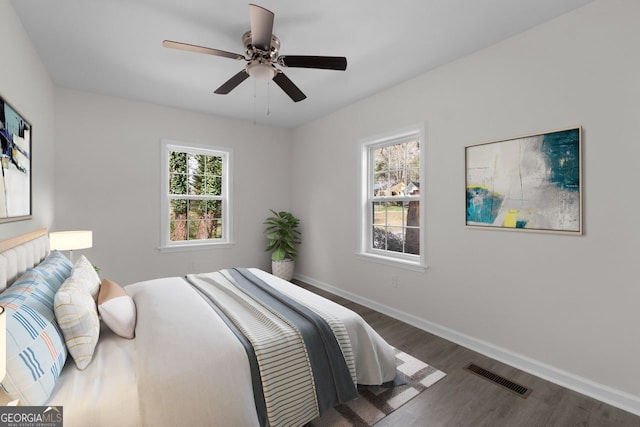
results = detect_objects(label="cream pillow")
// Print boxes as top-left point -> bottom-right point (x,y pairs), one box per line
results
98,279 -> 136,339
54,275 -> 100,370
70,255 -> 101,299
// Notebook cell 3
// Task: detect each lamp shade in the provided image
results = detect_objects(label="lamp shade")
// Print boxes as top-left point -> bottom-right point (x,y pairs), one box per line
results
49,230 -> 93,251
0,306 -> 5,381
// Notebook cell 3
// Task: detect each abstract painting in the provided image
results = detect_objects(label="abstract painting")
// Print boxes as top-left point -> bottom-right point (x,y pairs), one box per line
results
0,95 -> 31,223
465,127 -> 581,234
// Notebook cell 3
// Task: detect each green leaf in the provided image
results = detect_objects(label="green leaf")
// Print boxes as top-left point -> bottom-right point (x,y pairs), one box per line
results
272,247 -> 286,261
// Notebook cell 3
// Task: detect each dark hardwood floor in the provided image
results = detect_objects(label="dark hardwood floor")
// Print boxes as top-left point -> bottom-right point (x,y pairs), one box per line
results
295,281 -> 640,427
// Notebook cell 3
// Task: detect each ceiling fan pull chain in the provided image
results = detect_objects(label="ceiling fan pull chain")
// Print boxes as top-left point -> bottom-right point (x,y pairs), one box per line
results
267,80 -> 271,116
253,78 -> 257,126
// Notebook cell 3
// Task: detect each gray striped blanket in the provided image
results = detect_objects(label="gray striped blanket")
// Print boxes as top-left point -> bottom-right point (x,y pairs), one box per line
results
187,268 -> 358,427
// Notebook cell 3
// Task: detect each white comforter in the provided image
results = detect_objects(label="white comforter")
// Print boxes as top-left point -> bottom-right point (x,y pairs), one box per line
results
44,269 -> 397,427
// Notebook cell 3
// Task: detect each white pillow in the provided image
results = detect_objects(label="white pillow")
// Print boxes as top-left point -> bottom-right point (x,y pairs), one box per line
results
98,279 -> 136,339
70,255 -> 101,299
54,275 -> 100,370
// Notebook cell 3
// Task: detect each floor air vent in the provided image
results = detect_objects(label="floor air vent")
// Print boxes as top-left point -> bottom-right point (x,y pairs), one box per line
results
464,363 -> 532,398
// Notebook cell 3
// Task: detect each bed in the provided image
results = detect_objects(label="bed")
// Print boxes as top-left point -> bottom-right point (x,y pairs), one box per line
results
0,228 -> 397,426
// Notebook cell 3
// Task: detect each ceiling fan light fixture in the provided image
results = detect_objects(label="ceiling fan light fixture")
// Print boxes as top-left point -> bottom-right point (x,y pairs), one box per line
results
246,62 -> 276,81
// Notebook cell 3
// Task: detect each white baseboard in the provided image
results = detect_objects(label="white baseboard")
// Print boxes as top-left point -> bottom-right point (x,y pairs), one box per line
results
294,273 -> 640,416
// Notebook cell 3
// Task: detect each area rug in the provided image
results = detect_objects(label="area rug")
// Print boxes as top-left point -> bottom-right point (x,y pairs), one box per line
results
306,349 -> 446,427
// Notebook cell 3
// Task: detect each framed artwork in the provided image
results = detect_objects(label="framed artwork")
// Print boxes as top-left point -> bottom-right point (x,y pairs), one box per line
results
465,126 -> 582,235
0,95 -> 32,223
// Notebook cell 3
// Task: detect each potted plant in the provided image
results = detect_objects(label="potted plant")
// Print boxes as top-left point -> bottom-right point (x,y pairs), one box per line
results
264,209 -> 301,281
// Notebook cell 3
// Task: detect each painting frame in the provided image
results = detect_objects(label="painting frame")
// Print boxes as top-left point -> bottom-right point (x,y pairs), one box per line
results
465,126 -> 582,235
0,94 -> 32,223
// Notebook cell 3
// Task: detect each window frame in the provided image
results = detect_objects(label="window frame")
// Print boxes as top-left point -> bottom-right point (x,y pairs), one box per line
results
357,125 -> 427,271
159,139 -> 234,252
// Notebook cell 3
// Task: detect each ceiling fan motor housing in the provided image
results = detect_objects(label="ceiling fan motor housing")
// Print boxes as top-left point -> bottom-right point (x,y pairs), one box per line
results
242,31 -> 280,60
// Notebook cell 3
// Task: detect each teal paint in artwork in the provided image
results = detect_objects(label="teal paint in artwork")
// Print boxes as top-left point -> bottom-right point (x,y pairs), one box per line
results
541,129 -> 580,191
516,220 -> 527,228
466,187 -> 503,223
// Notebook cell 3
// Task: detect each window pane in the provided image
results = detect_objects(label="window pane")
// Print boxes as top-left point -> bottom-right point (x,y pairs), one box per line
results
372,226 -> 387,250
373,147 -> 389,171
205,200 -> 222,218
204,176 -> 222,196
170,199 -> 187,219
188,220 -> 198,240
211,219 -> 223,239
169,173 -> 187,195
407,167 -> 420,190
405,201 -> 420,255
386,227 -> 404,253
171,173 -> 188,195
170,219 -> 187,241
205,155 -> 222,175
387,202 -> 403,227
169,151 -> 187,173
188,199 -> 204,221
406,140 -> 420,162
372,201 -> 387,226
373,173 -> 388,196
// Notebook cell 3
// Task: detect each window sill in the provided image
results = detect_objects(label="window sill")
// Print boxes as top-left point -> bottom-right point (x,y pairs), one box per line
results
159,241 -> 235,253
356,252 -> 428,272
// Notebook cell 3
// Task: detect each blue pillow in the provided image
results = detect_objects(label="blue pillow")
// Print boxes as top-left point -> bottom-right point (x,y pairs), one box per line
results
32,250 -> 73,290
0,251 -> 72,405
1,251 -> 72,321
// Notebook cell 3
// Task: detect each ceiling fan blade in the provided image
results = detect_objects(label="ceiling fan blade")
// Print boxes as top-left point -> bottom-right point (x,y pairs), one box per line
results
163,40 -> 245,61
214,70 -> 250,94
249,4 -> 274,51
278,55 -> 347,71
272,72 -> 306,102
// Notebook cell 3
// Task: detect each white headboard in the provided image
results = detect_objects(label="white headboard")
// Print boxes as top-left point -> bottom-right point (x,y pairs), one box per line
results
0,228 -> 50,291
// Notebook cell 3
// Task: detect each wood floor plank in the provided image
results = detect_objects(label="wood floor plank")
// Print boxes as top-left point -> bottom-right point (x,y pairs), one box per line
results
295,280 -> 640,426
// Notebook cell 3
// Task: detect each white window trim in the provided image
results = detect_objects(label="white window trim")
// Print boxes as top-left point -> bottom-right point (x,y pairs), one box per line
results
159,139 -> 234,252
357,124 -> 428,271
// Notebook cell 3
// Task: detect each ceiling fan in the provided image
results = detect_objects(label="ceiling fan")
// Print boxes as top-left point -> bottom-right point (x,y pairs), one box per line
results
163,3 -> 347,102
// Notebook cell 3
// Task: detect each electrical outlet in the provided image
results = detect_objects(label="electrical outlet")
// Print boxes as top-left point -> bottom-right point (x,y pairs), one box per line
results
391,275 -> 398,288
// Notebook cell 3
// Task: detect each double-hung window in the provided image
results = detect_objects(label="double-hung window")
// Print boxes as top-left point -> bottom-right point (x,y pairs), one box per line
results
358,126 -> 426,270
160,139 -> 233,250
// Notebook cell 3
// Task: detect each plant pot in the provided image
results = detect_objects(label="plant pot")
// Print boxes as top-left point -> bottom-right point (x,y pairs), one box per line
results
272,259 -> 295,281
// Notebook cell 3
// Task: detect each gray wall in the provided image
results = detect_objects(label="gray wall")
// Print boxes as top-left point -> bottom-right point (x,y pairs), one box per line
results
53,88 -> 293,284
291,0 -> 639,414
0,1 -> 56,239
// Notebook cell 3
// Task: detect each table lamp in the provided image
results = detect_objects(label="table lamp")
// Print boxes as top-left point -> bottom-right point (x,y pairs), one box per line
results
49,230 -> 93,262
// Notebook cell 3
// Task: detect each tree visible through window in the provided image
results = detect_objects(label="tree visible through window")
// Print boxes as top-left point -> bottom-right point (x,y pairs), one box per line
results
371,139 -> 420,255
161,140 -> 232,249
169,151 -> 223,241
360,127 -> 425,268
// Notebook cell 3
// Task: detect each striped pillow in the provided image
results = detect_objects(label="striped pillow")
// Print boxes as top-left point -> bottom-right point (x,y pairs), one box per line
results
32,250 -> 73,293
54,275 -> 100,369
0,266 -> 69,405
69,255 -> 100,299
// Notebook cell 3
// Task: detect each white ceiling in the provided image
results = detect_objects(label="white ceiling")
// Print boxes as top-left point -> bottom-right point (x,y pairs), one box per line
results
11,0 -> 593,128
